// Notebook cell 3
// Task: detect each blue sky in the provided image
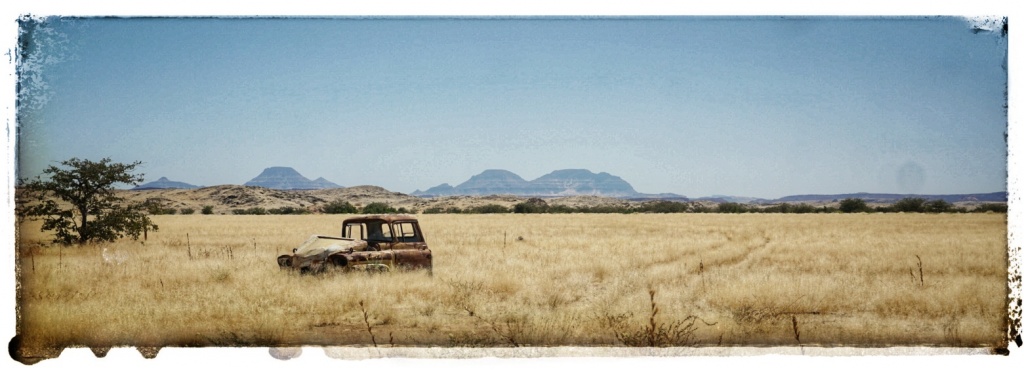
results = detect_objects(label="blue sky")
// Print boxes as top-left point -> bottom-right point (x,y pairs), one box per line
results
15,16 -> 1007,199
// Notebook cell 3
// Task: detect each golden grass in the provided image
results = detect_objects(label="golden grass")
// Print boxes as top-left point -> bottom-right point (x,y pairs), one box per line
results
14,213 -> 1009,355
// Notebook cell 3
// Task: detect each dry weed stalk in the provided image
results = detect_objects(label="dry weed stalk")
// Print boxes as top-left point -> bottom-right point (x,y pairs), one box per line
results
791,315 -> 800,344
915,254 -> 924,286
606,289 -> 715,347
359,300 -> 378,347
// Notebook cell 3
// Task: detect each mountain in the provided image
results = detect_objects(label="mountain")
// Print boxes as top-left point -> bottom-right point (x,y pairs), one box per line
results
529,169 -> 638,197
453,169 -> 532,195
310,177 -> 342,189
243,167 -> 342,190
412,183 -> 456,197
772,192 -> 1007,203
413,169 -> 672,198
132,177 -> 199,190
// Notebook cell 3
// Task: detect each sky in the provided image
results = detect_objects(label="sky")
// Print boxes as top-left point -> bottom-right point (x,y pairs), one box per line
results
13,15 -> 1008,199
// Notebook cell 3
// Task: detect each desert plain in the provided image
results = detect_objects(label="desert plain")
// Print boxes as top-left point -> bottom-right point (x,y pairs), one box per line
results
13,211 -> 1010,359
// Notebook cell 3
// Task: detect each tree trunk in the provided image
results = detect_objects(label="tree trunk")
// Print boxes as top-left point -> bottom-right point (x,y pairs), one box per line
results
78,206 -> 89,244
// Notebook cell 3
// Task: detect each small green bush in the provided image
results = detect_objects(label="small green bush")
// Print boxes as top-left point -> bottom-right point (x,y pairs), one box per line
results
924,199 -> 952,213
322,200 -> 358,214
893,198 -> 926,213
361,202 -> 397,214
180,208 -> 195,215
839,198 -> 870,213
465,204 -> 510,214
422,207 -> 445,214
716,202 -> 749,213
637,200 -> 689,213
268,206 -> 310,215
201,205 -> 214,215
973,203 -> 1007,213
232,207 -> 267,215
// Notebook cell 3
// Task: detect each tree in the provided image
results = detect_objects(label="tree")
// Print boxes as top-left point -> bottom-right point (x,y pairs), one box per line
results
839,198 -> 870,213
19,158 -> 157,245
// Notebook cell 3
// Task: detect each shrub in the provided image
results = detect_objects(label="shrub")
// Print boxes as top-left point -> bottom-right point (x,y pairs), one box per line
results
839,198 -> 870,213
716,202 -> 749,213
578,205 -> 632,214
637,201 -> 689,213
422,207 -> 445,214
791,204 -> 817,214
466,204 -> 510,214
762,203 -> 791,213
144,200 -> 177,215
232,207 -> 267,215
268,206 -> 309,215
322,200 -> 358,214
924,199 -> 952,213
973,203 -> 1007,213
893,198 -> 926,213
513,198 -> 549,214
361,202 -> 397,214
201,205 -> 214,215
180,208 -> 195,215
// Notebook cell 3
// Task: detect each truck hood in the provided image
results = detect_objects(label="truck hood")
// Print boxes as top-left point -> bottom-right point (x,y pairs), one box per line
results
292,235 -> 368,258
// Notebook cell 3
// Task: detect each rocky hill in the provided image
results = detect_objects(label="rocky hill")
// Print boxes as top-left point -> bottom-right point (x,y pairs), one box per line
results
243,167 -> 341,190
132,177 -> 199,190
412,169 -> 668,198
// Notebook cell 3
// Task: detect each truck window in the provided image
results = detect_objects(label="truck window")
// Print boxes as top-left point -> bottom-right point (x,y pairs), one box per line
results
394,222 -> 423,243
366,221 -> 392,241
343,223 -> 365,239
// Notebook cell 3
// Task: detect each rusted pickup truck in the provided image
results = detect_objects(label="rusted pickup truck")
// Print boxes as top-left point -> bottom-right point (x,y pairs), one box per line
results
277,214 -> 432,274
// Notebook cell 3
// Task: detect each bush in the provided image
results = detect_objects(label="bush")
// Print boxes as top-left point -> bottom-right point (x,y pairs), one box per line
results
361,202 -> 397,214
268,206 -> 310,215
422,207 -> 445,214
791,204 -> 817,214
893,198 -> 926,213
839,198 -> 870,213
201,205 -> 215,215
465,204 -> 510,214
513,198 -> 549,213
144,200 -> 177,215
923,199 -> 952,213
762,203 -> 791,213
180,208 -> 195,215
637,201 -> 689,213
322,200 -> 358,214
232,207 -> 267,215
973,203 -> 1007,213
716,202 -> 749,213
578,205 -> 633,214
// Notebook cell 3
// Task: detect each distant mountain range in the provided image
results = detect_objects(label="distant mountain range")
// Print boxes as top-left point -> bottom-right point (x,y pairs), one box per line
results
412,169 -> 686,199
132,177 -> 200,190
127,167 -> 1005,204
243,167 -> 342,190
772,192 -> 1007,203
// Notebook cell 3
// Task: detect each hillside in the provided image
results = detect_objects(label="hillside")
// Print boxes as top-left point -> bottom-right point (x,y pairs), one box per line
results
117,185 -> 648,215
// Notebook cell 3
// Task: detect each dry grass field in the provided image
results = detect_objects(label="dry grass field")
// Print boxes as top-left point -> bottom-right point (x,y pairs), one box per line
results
13,213 -> 1009,358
